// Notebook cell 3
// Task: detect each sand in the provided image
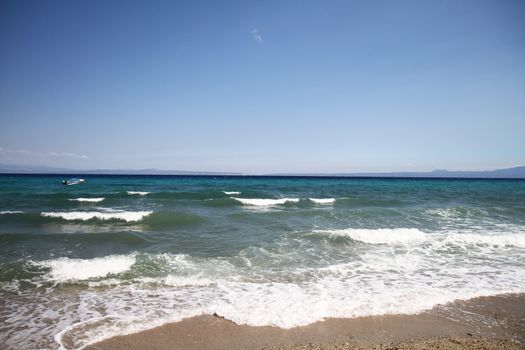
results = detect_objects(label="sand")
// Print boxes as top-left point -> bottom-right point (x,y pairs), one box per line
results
85,294 -> 525,350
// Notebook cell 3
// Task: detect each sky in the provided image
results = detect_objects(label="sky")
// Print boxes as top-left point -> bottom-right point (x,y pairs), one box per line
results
1,0 -> 524,174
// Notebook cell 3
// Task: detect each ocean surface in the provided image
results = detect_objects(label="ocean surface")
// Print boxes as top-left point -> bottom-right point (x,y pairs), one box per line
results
1,175 -> 524,349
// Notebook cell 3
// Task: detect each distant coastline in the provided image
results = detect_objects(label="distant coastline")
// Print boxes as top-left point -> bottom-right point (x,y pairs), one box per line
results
0,164 -> 524,178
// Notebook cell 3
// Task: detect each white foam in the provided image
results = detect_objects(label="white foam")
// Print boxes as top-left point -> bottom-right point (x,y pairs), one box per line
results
426,207 -> 486,218
309,198 -> 335,204
140,275 -> 217,287
223,191 -> 241,195
36,254 -> 136,282
69,198 -> 105,203
0,210 -> 24,214
314,227 -> 525,248
5,235 -> 525,350
444,232 -> 525,248
232,197 -> 300,206
41,211 -> 153,222
5,227 -> 525,350
314,228 -> 427,244
53,265 -> 525,349
127,191 -> 150,196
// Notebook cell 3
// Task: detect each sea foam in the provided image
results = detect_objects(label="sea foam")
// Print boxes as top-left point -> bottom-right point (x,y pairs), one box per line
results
10,232 -> 525,350
50,248 -> 525,349
223,191 -> 241,195
314,228 -> 427,244
232,197 -> 300,206
37,254 -> 136,281
314,227 -> 525,247
444,232 -> 525,248
41,211 -> 153,222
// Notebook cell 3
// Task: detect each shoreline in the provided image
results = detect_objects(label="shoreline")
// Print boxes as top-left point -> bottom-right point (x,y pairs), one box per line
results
85,293 -> 525,350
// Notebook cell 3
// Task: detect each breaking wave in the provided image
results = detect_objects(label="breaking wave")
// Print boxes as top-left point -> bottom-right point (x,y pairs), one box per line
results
0,210 -> 24,215
309,198 -> 335,204
127,191 -> 150,196
68,198 -> 105,203
35,254 -> 136,282
313,228 -> 427,244
313,227 -> 525,248
232,197 -> 300,206
41,211 -> 153,222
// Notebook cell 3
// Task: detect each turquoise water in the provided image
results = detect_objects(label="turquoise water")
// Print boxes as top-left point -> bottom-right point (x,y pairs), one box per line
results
1,175 -> 524,349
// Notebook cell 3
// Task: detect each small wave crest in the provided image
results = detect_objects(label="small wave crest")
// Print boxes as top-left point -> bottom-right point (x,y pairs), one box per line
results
309,198 -> 335,204
223,191 -> 241,195
0,210 -> 24,215
127,191 -> 150,196
232,197 -> 300,206
314,228 -> 427,244
35,254 -> 136,282
68,198 -> 105,203
41,210 -> 153,222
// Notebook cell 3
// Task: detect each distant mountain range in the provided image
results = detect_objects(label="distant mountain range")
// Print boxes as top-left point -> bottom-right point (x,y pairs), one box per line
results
270,166 -> 525,178
0,164 -> 524,178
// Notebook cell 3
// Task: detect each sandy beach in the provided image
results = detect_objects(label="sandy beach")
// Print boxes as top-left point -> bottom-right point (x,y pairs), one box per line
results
85,293 -> 524,350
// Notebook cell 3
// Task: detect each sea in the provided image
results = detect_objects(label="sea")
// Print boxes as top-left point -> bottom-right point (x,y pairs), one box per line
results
1,175 -> 524,349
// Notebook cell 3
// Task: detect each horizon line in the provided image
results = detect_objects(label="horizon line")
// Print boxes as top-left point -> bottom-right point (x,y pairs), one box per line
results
0,164 -> 524,179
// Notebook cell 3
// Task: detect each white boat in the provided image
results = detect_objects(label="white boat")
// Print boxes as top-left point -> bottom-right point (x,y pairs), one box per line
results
62,178 -> 86,185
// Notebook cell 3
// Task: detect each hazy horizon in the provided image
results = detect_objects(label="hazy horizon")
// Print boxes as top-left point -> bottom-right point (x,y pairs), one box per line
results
1,0 -> 524,173
1,162 -> 524,176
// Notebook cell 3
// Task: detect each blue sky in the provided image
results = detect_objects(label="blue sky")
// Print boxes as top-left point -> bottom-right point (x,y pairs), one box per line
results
1,0 -> 524,173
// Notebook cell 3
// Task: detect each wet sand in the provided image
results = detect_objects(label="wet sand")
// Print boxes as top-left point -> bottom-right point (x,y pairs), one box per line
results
86,293 -> 525,350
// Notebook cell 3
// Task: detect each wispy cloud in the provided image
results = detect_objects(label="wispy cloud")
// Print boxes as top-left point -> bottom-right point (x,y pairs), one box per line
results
0,147 -> 88,160
251,27 -> 263,44
48,151 -> 88,159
